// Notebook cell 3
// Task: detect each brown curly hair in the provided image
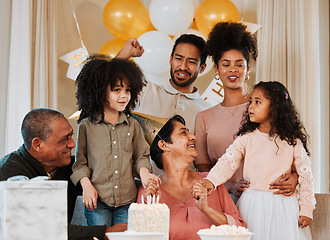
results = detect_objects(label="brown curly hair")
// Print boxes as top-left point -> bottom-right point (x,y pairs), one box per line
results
76,54 -> 146,123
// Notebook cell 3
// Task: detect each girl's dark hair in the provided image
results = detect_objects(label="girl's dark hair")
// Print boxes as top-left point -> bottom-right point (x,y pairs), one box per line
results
237,81 -> 310,155
150,115 -> 186,170
76,54 -> 146,123
207,21 -> 258,66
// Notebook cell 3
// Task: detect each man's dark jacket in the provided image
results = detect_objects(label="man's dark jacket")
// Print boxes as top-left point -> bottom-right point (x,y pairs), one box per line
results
0,145 -> 106,240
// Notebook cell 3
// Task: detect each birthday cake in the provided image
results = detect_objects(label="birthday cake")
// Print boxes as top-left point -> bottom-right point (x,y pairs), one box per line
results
128,203 -> 170,240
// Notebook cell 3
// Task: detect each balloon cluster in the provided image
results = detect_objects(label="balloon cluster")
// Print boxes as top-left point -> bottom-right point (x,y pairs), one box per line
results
100,0 -> 239,80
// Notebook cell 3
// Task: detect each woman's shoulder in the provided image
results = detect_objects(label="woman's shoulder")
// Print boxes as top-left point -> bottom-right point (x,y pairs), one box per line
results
196,104 -> 223,123
198,104 -> 220,115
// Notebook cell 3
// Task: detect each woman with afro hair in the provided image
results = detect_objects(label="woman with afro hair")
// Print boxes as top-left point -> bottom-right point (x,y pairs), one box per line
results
70,54 -> 160,227
194,22 -> 298,203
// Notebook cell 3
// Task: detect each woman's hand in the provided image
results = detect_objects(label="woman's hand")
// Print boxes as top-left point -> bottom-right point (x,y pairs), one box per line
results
139,167 -> 161,188
80,177 -> 98,210
142,178 -> 162,203
226,179 -> 250,197
192,181 -> 228,225
191,181 -> 208,212
298,216 -> 312,228
194,179 -> 215,195
269,172 -> 298,196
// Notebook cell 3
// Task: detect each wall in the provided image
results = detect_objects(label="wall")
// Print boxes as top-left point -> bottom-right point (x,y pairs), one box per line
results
0,0 -> 12,157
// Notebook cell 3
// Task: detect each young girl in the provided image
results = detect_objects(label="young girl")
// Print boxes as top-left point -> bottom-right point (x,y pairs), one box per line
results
199,81 -> 315,240
71,54 -> 159,227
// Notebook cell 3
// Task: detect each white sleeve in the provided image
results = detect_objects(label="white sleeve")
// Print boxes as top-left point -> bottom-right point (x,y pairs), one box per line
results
206,135 -> 246,187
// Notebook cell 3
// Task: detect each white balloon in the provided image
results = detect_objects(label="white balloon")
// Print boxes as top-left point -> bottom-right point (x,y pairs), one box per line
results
192,0 -> 201,11
134,31 -> 173,75
173,29 -> 214,77
173,28 -> 207,41
149,0 -> 194,36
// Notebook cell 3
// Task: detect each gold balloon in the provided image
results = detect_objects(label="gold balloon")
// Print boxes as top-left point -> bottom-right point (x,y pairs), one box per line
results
99,38 -> 126,58
103,0 -> 152,40
195,0 -> 240,37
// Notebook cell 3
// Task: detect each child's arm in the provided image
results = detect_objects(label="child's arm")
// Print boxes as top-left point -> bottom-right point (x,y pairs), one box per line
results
205,136 -> 246,191
131,119 -> 156,183
80,177 -> 98,210
293,140 -> 315,226
139,167 -> 161,188
71,122 -> 92,186
137,178 -> 162,204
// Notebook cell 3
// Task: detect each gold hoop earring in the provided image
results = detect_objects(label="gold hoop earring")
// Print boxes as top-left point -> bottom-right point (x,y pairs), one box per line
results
215,74 -> 220,80
245,75 -> 250,81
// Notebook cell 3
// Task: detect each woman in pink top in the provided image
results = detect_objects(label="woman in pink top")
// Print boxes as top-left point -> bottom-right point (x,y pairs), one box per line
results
200,82 -> 315,240
195,22 -> 298,202
137,115 -> 245,240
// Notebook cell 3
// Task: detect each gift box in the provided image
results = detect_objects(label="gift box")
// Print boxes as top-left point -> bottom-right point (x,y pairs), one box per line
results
0,180 -> 67,240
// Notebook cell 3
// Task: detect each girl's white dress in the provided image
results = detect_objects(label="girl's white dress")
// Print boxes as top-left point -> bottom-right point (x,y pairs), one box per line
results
206,129 -> 315,240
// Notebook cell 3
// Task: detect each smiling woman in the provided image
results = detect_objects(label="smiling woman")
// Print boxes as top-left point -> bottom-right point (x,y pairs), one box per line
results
137,115 -> 245,240
194,22 -> 258,203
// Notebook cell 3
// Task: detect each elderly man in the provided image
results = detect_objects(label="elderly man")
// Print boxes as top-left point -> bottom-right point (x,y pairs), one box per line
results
0,108 -> 119,240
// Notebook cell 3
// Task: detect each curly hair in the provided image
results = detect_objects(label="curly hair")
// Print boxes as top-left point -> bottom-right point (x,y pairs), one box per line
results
171,34 -> 207,66
207,21 -> 258,66
21,108 -> 64,150
76,54 -> 146,123
236,81 -> 310,155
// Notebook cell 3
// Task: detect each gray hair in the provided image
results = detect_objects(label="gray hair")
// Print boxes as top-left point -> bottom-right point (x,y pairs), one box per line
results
21,108 -> 64,149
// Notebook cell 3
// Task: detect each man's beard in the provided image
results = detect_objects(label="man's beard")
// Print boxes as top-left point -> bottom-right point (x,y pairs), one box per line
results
170,68 -> 198,87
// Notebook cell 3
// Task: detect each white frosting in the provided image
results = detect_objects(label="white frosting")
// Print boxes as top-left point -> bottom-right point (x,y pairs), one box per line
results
128,203 -> 169,240
198,224 -> 252,235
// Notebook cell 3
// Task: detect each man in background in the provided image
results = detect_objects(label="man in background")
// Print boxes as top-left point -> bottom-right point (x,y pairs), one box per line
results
116,34 -> 212,133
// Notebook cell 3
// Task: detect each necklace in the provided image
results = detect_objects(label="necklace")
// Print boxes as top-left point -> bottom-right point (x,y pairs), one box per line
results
222,93 -> 249,117
224,106 -> 239,117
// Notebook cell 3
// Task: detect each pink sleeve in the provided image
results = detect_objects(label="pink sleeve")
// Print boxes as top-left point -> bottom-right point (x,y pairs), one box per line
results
194,111 -> 212,165
215,184 -> 246,227
206,136 -> 245,187
223,213 -> 237,226
293,141 -> 315,219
